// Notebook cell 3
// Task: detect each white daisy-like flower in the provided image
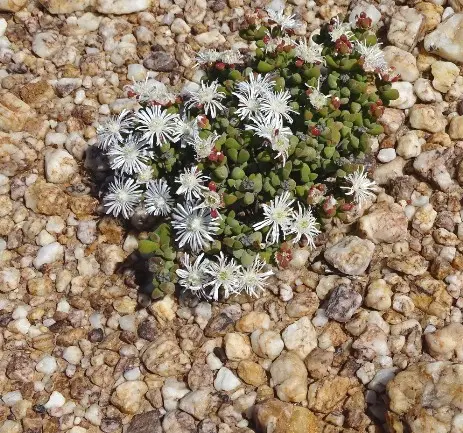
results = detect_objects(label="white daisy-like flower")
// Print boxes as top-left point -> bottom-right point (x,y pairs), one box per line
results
194,190 -> 223,218
205,252 -> 242,301
288,203 -> 320,247
175,167 -> 209,201
136,166 -> 154,184
329,16 -> 354,42
306,83 -> 329,110
195,49 -> 221,66
96,110 -> 131,150
236,73 -> 275,97
145,179 -> 174,216
294,38 -> 325,65
233,88 -> 261,120
341,167 -> 377,208
221,49 -> 244,65
104,177 -> 143,219
245,113 -> 289,140
171,201 -> 219,252
266,7 -> 301,31
355,41 -> 389,74
238,256 -> 274,297
261,89 -> 297,124
176,253 -> 211,296
187,132 -> 219,160
126,78 -> 176,105
135,106 -> 180,146
184,81 -> 226,118
174,115 -> 200,142
253,191 -> 295,245
106,135 -> 152,175
269,130 -> 292,165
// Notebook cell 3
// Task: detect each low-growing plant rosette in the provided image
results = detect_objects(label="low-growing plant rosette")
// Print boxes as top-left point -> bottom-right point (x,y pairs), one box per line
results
95,6 -> 398,301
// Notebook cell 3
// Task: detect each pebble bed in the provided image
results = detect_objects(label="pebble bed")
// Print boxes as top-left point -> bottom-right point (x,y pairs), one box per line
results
1,0 -> 463,432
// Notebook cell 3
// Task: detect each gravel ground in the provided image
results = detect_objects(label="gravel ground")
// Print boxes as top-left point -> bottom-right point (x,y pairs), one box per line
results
1,0 -> 463,432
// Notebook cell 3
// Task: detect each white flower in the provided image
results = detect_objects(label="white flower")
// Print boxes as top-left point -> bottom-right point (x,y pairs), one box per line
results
174,115 -> 200,142
176,253 -> 211,296
175,167 -> 209,201
126,78 -> 176,104
355,41 -> 388,74
187,132 -> 219,160
205,252 -> 242,300
195,49 -> 221,66
221,49 -> 244,65
135,106 -> 180,146
233,88 -> 261,120
288,203 -> 320,247
341,167 -> 377,208
238,256 -> 273,297
96,110 -> 131,150
269,130 -> 292,165
136,166 -> 154,184
253,191 -> 295,245
172,201 -> 219,252
245,114 -> 291,140
306,83 -> 329,110
106,135 -> 152,175
145,179 -> 174,216
104,177 -> 143,219
266,7 -> 301,31
261,89 -> 296,124
236,73 -> 275,97
263,32 -> 294,53
185,81 -> 226,118
194,190 -> 223,217
294,38 -> 325,65
329,16 -> 354,42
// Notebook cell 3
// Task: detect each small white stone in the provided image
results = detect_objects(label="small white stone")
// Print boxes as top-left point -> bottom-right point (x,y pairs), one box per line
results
214,367 -> 241,392
0,18 -> 7,37
45,132 -> 67,147
377,148 -> 396,163
396,131 -> 423,159
36,355 -> 58,375
206,352 -> 223,370
123,235 -> 139,253
127,64 -> 147,81
124,367 -> 141,381
85,403 -> 102,426
171,17 -> 191,34
10,318 -> 31,334
34,242 -> 64,269
46,216 -> 65,234
389,82 -> 416,109
36,229 -> 55,246
32,32 -> 60,58
77,13 -> 102,32
119,314 -> 136,333
63,346 -> 83,365
0,267 -> 20,292
44,391 -> 66,409
162,378 -> 190,411
2,391 -> 22,407
312,309 -> 329,327
12,305 -> 29,319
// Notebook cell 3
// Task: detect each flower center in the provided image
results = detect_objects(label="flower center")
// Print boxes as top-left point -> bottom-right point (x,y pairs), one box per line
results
189,216 -> 203,231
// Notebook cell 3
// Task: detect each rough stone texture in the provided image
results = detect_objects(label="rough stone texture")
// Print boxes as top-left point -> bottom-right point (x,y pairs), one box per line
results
254,399 -> 321,433
324,236 -> 375,275
387,362 -> 463,433
424,13 -> 463,63
359,203 -> 408,244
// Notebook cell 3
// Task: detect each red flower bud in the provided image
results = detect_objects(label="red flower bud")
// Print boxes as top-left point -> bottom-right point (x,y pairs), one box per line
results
208,181 -> 217,191
127,90 -> 136,98
217,152 -> 225,163
311,126 -> 321,136
215,62 -> 226,71
263,35 -> 270,44
210,209 -> 219,218
295,59 -> 304,68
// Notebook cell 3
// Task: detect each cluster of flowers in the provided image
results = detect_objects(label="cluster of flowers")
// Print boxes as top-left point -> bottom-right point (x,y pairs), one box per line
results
96,6 -> 396,301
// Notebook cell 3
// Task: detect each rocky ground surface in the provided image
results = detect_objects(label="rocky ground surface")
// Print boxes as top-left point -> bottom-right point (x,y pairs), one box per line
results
1,0 -> 463,432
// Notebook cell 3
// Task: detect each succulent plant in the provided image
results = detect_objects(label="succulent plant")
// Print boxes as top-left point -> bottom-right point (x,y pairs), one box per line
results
95,6 -> 398,301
